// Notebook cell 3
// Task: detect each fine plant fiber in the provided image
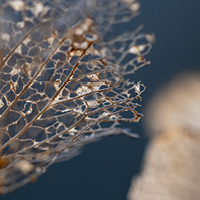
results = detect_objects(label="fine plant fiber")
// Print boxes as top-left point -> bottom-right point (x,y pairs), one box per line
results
0,0 -> 154,194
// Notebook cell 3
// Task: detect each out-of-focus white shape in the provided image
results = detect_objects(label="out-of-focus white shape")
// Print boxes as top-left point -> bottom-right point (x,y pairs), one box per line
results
130,2 -> 140,12
74,18 -> 93,36
1,33 -> 10,42
146,72 -> 200,134
23,37 -> 31,45
17,21 -> 25,28
31,2 -> 49,17
128,127 -> 200,200
34,2 -> 44,16
16,160 -> 34,174
146,34 -> 156,43
121,0 -> 140,12
127,72 -> 200,200
129,45 -> 146,54
9,0 -> 25,11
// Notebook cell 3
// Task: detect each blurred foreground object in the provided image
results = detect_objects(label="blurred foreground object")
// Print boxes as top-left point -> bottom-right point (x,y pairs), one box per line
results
127,72 -> 200,200
0,0 -> 153,194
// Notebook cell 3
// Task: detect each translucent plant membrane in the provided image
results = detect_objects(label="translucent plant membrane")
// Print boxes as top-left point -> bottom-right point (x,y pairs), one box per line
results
0,0 -> 154,194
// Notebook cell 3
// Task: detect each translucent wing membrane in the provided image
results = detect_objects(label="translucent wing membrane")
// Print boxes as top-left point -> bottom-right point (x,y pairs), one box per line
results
0,0 -> 154,194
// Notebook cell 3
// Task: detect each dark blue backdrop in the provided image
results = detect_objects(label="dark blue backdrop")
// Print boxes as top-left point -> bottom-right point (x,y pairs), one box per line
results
1,0 -> 200,199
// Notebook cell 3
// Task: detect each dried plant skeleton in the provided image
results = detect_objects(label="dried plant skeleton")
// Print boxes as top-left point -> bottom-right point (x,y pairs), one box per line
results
0,0 -> 153,194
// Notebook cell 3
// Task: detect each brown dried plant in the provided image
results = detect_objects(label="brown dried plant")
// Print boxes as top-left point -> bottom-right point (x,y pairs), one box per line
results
0,0 -> 153,194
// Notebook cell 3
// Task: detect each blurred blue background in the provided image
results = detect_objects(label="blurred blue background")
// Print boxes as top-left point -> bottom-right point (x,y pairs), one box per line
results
1,0 -> 200,199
